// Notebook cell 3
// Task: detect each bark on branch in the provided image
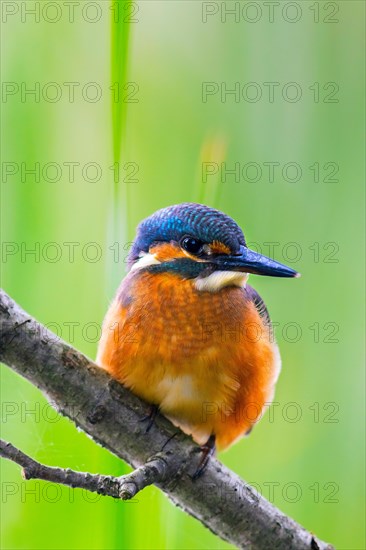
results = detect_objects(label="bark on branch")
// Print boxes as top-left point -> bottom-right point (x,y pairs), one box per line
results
0,289 -> 333,550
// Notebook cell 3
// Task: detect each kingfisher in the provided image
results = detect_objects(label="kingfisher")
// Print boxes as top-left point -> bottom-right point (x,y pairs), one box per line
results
97,203 -> 299,476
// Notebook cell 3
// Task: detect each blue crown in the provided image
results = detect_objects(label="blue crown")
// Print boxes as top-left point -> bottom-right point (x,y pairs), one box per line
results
128,203 -> 246,263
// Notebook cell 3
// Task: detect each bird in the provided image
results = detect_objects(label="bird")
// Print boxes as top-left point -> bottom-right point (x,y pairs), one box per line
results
97,203 -> 299,477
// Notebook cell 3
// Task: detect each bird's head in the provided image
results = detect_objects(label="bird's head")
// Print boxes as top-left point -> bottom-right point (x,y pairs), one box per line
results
128,203 -> 299,291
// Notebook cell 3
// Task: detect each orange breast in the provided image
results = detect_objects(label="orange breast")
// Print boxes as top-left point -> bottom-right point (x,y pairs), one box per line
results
97,270 -> 280,450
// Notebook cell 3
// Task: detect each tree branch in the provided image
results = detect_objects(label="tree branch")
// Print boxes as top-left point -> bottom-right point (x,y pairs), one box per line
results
0,439 -> 168,499
0,289 -> 333,550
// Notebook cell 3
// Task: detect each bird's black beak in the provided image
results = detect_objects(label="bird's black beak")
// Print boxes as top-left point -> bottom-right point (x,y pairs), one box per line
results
213,245 -> 300,278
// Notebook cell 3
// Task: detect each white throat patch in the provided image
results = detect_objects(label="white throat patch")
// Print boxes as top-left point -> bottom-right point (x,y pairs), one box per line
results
194,271 -> 249,292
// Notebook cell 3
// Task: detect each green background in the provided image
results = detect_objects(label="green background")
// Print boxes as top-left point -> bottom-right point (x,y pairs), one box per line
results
1,1 -> 365,549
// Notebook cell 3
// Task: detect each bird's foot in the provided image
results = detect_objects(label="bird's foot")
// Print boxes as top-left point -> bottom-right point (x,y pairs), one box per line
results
192,434 -> 216,480
161,432 -> 178,451
139,404 -> 159,433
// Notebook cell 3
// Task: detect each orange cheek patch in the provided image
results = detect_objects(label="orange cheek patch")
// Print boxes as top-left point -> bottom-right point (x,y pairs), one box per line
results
210,240 -> 231,255
150,242 -> 186,261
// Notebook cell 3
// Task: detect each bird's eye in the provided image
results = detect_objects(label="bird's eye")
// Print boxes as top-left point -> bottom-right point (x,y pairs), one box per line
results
180,236 -> 204,255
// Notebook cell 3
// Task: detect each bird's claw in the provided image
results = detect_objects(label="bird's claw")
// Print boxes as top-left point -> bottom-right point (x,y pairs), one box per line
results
192,434 -> 216,480
139,404 -> 159,433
